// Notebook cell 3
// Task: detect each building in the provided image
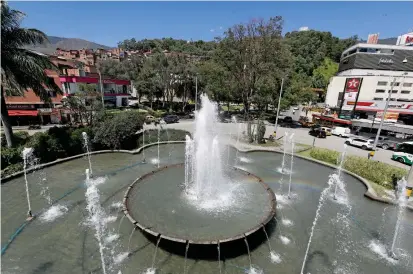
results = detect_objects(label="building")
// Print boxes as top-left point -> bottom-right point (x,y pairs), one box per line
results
60,75 -> 131,108
4,53 -> 131,126
325,41 -> 413,124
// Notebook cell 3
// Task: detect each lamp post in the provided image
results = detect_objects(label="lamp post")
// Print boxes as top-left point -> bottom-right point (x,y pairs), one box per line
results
98,69 -> 105,109
371,61 -> 409,153
401,57 -> 413,200
274,78 -> 284,138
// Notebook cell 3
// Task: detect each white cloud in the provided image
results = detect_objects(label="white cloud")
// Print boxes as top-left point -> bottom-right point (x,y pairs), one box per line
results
298,26 -> 309,32
219,26 -> 223,30
210,29 -> 215,32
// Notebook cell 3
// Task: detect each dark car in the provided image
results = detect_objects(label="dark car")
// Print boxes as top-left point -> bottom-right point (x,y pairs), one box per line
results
163,115 -> 179,124
309,127 -> 327,138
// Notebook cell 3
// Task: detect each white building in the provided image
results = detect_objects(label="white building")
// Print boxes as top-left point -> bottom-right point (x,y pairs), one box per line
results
325,43 -> 413,120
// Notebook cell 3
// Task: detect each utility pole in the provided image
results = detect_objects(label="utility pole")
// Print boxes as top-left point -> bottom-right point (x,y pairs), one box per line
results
371,77 -> 396,153
98,69 -> 105,109
274,78 -> 284,137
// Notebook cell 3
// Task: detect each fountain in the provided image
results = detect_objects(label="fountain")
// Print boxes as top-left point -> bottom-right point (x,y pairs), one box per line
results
300,174 -> 337,274
82,132 -> 93,176
84,168 -> 107,274
22,147 -> 35,218
287,133 -> 295,199
123,94 -> 276,249
390,178 -> 408,258
334,145 -> 347,200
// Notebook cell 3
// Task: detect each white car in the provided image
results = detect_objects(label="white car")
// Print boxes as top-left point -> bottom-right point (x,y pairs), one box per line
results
345,137 -> 374,150
331,126 -> 351,138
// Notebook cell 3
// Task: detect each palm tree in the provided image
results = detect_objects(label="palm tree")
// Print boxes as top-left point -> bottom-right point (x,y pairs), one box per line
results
1,2 -> 61,147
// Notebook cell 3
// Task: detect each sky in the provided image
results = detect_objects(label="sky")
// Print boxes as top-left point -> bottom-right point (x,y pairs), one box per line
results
9,1 -> 413,47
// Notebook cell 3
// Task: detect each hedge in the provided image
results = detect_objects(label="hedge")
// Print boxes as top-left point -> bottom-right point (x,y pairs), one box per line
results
309,148 -> 407,189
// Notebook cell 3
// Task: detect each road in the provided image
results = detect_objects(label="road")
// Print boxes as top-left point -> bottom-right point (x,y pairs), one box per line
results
2,120 -> 408,170
164,119 -> 410,170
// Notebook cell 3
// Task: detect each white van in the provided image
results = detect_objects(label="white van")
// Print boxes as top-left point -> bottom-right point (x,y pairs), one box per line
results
331,126 -> 351,138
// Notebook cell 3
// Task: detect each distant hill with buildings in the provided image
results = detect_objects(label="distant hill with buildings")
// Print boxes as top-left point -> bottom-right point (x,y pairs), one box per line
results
27,35 -> 112,54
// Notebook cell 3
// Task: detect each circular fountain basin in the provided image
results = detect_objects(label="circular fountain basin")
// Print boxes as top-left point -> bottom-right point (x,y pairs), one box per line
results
123,164 -> 276,244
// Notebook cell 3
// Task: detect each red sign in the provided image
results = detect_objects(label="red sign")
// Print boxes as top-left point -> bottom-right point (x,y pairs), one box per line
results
345,78 -> 361,93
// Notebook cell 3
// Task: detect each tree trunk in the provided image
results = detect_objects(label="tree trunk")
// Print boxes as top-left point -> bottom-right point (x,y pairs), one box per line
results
1,92 -> 14,147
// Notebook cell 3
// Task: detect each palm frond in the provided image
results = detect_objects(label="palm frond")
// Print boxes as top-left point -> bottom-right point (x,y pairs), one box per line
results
2,28 -> 49,48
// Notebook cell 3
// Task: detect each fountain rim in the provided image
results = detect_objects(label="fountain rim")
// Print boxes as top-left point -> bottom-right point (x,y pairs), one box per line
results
122,163 -> 277,245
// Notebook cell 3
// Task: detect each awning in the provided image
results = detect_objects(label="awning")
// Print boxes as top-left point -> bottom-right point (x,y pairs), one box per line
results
8,110 -> 38,116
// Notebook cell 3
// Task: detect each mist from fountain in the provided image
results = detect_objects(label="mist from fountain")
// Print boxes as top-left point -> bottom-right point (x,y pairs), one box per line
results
184,95 -> 239,211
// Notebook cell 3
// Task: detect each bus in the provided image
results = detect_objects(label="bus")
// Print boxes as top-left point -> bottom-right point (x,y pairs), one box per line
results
392,142 -> 413,165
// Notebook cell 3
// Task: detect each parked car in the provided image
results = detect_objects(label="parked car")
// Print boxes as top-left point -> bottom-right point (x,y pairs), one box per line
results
368,136 -> 398,150
309,127 -> 327,138
321,127 -> 332,136
392,142 -> 413,165
331,126 -> 351,138
298,116 -> 315,128
145,115 -> 160,125
279,116 -> 301,128
345,137 -> 374,150
163,115 -> 179,124
28,125 -> 41,130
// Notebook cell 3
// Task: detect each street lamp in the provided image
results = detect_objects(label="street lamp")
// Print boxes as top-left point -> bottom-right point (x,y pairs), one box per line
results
97,69 -> 105,109
274,78 -> 285,137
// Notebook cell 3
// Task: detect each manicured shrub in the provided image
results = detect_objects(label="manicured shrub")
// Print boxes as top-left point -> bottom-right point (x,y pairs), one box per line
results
256,119 -> 266,144
343,155 -> 407,189
310,148 -> 340,165
1,146 -> 24,169
308,148 -> 407,189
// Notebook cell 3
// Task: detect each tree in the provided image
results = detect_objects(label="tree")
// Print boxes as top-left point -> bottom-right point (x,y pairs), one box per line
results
1,3 -> 61,147
93,111 -> 144,150
214,17 -> 291,115
311,57 -> 339,91
63,90 -> 102,125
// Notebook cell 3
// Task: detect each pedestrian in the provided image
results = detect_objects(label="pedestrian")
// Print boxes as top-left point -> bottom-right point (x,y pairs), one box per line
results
392,174 -> 399,199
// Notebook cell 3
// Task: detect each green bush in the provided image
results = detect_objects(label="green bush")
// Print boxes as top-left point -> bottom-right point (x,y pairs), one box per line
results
310,148 -> 341,165
137,129 -> 189,147
93,111 -> 145,150
308,148 -> 407,189
1,163 -> 24,178
1,146 -> 24,169
1,131 -> 31,148
256,120 -> 266,144
343,155 -> 407,189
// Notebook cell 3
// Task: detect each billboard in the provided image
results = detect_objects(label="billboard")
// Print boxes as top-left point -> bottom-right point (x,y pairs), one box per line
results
340,78 -> 363,112
375,111 -> 399,122
367,33 -> 379,44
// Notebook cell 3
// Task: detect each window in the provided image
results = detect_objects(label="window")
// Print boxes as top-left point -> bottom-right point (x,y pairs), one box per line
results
373,97 -> 383,101
379,49 -> 394,54
48,91 -> 57,97
391,82 -> 400,87
375,89 -> 385,93
390,90 -> 398,93
359,48 -> 368,53
403,82 -> 413,87
401,90 -> 411,94
397,98 -> 411,102
390,98 -> 396,101
348,49 -> 357,55
377,81 -> 387,86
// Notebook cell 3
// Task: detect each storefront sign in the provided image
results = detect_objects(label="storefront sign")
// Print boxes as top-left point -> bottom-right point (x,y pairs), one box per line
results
38,108 -> 52,113
6,104 -> 36,110
379,58 -> 394,64
376,111 -> 399,122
